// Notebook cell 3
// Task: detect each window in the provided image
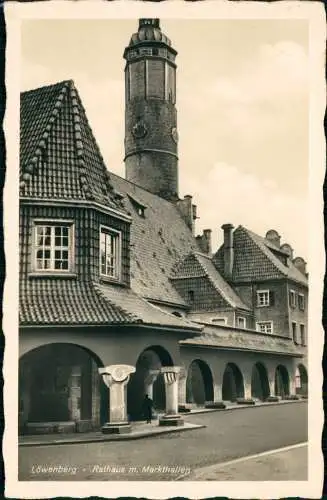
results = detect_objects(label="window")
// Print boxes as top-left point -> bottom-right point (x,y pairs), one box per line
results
300,324 -> 306,346
256,290 -> 272,307
188,290 -> 195,302
289,290 -> 297,308
237,317 -> 246,329
298,294 -> 305,311
211,318 -> 227,325
292,322 -> 297,344
33,221 -> 74,272
100,226 -> 121,280
140,48 -> 152,56
256,321 -> 273,334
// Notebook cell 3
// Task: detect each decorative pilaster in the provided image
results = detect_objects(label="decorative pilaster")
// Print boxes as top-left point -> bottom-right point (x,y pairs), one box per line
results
99,364 -> 135,434
159,367 -> 184,427
144,369 -> 160,399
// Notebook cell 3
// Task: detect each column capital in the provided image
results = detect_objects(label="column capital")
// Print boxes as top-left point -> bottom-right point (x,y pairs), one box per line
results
161,366 -> 181,375
99,364 -> 135,387
145,369 -> 160,385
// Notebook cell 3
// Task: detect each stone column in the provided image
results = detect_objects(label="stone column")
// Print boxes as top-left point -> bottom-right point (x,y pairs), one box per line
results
159,367 -> 184,427
99,364 -> 135,434
69,365 -> 82,421
144,369 -> 160,399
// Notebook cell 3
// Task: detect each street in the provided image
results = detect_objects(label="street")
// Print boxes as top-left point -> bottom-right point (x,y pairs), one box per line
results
19,402 -> 308,481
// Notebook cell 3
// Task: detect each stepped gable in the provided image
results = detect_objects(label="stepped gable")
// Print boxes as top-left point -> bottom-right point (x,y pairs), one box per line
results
171,251 -> 251,311
20,80 -> 124,210
213,225 -> 308,285
108,173 -> 201,306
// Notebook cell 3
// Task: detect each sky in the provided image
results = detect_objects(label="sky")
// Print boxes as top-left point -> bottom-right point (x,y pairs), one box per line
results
21,18 -> 309,258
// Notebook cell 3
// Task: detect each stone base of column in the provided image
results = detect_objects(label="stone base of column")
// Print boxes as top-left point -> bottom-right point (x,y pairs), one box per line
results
205,401 -> 226,409
284,394 -> 301,400
101,422 -> 132,434
236,398 -> 256,405
265,396 -> 281,403
178,404 -> 192,413
159,414 -> 184,427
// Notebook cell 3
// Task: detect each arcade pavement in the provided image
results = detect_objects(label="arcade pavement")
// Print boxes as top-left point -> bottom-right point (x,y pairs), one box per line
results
18,401 -> 308,481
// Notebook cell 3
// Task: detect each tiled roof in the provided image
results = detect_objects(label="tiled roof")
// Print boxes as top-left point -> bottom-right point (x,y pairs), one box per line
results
181,324 -> 304,356
20,279 -> 134,326
171,252 -> 251,311
213,225 -> 308,286
108,173 -> 201,306
20,81 -> 125,211
95,284 -> 202,330
20,278 -> 201,331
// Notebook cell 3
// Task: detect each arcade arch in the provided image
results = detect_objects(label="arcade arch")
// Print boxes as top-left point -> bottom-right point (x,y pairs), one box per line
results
186,359 -> 214,406
251,362 -> 270,401
127,345 -> 173,420
275,364 -> 290,398
222,363 -> 244,402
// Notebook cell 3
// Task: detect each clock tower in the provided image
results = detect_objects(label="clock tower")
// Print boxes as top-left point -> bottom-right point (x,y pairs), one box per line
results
123,19 -> 178,201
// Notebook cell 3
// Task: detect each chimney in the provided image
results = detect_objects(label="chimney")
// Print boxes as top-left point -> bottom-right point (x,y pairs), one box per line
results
203,229 -> 212,255
222,223 -> 234,279
196,229 -> 212,255
265,229 -> 281,248
293,256 -> 307,275
280,243 -> 294,260
176,195 -> 195,234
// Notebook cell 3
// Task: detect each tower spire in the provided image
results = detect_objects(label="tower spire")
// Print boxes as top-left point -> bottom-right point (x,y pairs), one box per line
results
123,19 -> 178,201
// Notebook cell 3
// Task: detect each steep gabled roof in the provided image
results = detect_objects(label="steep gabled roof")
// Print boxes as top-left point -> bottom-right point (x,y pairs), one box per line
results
108,173 -> 201,306
20,80 -> 125,211
213,225 -> 308,286
171,251 -> 251,311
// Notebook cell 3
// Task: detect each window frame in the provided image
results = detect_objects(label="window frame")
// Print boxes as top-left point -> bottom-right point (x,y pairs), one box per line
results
99,225 -> 122,282
289,289 -> 297,308
256,290 -> 270,307
256,321 -> 273,334
300,324 -> 306,346
292,321 -> 298,344
298,293 -> 305,311
237,317 -> 247,329
211,317 -> 227,325
31,219 -> 75,275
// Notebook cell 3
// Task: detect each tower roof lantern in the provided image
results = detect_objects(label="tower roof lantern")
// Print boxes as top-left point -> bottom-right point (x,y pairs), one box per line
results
128,18 -> 172,48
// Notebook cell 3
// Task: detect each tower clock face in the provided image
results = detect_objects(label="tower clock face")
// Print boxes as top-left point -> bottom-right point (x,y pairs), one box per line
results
171,127 -> 179,144
132,120 -> 147,139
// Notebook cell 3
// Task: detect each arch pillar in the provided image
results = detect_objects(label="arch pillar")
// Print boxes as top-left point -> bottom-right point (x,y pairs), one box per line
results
159,367 -> 184,427
178,366 -> 187,406
144,369 -> 160,399
99,364 -> 135,434
241,365 -> 253,400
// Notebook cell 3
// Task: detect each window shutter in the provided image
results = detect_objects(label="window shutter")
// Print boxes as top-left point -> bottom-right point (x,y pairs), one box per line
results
269,291 -> 275,306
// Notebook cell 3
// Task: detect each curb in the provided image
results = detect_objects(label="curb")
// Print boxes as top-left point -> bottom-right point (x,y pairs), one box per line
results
183,398 -> 306,417
19,423 -> 206,448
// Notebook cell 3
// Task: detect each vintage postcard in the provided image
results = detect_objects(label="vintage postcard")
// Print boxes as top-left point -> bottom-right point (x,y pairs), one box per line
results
3,1 -> 325,498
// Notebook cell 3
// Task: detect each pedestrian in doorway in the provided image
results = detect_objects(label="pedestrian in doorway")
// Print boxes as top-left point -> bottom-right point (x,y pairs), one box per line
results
143,394 -> 153,424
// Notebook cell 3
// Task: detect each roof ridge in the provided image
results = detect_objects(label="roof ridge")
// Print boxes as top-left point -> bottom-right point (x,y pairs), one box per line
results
69,82 -> 94,201
20,80 -> 71,190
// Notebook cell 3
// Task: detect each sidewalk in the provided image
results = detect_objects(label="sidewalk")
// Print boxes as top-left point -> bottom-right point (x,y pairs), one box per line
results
19,420 -> 205,447
19,399 -> 306,447
177,443 -> 308,481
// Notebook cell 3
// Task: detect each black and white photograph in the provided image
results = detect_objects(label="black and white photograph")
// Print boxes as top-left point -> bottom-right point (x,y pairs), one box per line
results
3,2 -> 325,498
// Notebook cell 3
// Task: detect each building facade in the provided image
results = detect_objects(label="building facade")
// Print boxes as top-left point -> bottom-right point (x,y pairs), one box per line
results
18,19 -> 308,435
